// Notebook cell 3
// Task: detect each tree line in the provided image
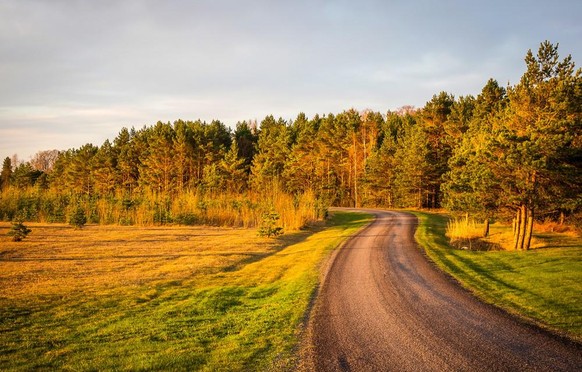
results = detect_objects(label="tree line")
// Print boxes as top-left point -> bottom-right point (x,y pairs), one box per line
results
1,41 -> 580,249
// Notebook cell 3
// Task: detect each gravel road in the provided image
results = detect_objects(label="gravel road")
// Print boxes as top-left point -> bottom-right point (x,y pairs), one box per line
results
303,209 -> 581,371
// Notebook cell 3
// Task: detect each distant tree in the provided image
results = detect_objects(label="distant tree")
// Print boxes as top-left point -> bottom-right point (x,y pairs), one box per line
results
234,121 -> 258,174
359,111 -> 383,204
202,163 -> 222,191
219,140 -> 247,193
92,140 -> 118,195
251,116 -> 291,190
288,112 -> 310,144
10,154 -> 21,169
283,113 -> 319,194
12,162 -> 42,189
115,127 -> 140,195
48,150 -> 73,193
393,123 -> 430,208
202,120 -> 232,166
1,157 -> 12,191
332,109 -> 363,207
202,140 -> 247,193
173,120 -> 195,191
364,130 -> 398,207
139,122 -> 177,194
66,144 -> 98,195
70,205 -> 87,229
191,120 -> 232,183
30,150 -> 60,172
420,92 -> 456,208
447,95 -> 475,141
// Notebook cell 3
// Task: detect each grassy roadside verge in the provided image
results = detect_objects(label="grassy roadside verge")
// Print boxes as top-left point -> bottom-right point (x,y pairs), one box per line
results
0,211 -> 372,371
412,211 -> 582,341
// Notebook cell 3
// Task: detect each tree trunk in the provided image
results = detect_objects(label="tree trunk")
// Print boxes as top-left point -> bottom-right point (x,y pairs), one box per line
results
524,207 -> 535,250
517,204 -> 528,250
513,208 -> 522,250
559,211 -> 565,226
483,219 -> 490,238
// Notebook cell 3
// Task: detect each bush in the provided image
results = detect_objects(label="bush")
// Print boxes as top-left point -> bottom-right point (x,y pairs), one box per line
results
8,219 -> 31,242
175,213 -> 198,226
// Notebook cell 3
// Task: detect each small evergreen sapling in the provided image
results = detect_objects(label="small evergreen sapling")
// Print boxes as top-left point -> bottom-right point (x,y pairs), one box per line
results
258,210 -> 283,237
8,219 -> 31,242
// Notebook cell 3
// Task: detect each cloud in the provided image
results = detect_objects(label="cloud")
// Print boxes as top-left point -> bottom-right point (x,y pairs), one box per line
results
1,0 -> 581,160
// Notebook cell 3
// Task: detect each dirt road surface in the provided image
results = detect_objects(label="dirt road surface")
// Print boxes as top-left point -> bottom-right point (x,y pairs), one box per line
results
303,209 -> 581,371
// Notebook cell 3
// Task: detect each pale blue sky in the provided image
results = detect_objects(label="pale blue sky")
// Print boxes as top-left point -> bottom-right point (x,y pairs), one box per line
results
1,0 -> 580,161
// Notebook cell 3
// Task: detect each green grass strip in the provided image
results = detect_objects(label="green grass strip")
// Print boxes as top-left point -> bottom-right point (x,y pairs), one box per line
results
412,211 -> 582,341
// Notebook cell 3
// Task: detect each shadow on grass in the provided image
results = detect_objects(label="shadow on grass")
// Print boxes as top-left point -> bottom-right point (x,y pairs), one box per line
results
222,212 -> 372,273
416,212 -> 523,293
415,211 -> 582,324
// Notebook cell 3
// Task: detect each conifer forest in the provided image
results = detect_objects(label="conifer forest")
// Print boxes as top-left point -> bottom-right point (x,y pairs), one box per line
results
1,42 -> 580,250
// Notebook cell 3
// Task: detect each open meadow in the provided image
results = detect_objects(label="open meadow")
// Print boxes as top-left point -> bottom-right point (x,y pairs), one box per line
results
413,211 -> 582,341
0,212 -> 371,371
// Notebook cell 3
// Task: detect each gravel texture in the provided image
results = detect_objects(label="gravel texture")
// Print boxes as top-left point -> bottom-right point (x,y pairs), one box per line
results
303,209 -> 582,371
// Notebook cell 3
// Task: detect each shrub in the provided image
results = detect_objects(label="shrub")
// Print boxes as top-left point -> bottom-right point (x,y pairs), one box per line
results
258,210 -> 283,237
8,219 -> 32,242
175,213 -> 198,226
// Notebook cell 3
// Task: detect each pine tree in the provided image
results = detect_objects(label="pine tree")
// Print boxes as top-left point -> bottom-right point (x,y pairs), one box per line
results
92,140 -> 118,195
12,162 -> 41,189
115,127 -> 140,195
70,205 -> 87,229
139,122 -> 177,194
8,218 -> 31,242
48,150 -> 73,193
234,121 -> 258,174
283,113 -> 319,194
173,120 -> 195,191
420,92 -> 455,208
66,144 -> 98,195
489,41 -> 581,250
442,79 -> 507,229
251,116 -> 291,190
393,123 -> 430,208
1,157 -> 12,191
219,140 -> 247,193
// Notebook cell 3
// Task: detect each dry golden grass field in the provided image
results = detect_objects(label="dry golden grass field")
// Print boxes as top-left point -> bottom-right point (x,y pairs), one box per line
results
0,223 -> 279,301
0,213 -> 371,370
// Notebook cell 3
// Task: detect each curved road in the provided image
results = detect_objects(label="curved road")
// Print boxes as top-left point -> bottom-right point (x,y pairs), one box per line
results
303,209 -> 581,371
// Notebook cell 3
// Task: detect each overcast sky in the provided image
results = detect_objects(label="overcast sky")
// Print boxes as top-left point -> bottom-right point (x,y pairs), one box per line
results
1,0 -> 580,161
